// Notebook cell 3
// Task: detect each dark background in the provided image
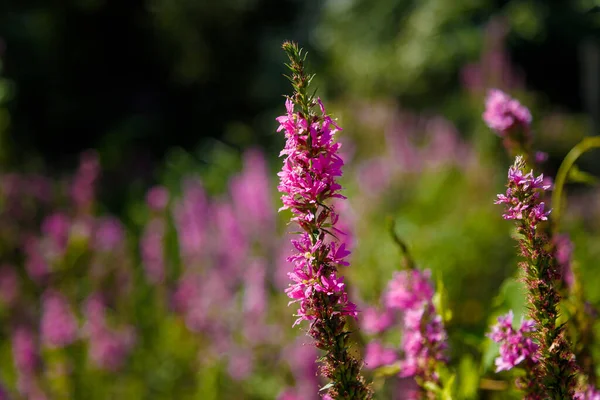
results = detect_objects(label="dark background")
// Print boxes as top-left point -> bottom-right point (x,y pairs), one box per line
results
0,0 -> 598,187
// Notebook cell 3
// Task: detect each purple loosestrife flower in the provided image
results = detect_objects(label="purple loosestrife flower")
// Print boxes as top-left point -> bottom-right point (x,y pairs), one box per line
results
41,212 -> 71,255
141,184 -> 170,284
495,156 -> 578,398
93,217 -> 125,252
364,341 -> 397,369
384,269 -> 434,311
173,179 -> 208,266
483,89 -> 532,157
23,236 -> 49,283
84,295 -> 136,371
12,326 -> 39,376
12,326 -> 47,399
277,42 -> 371,400
399,305 -> 447,380
384,268 -> 448,398
361,307 -> 393,335
483,89 -> 531,135
140,217 -> 166,284
283,338 -> 320,400
146,185 -> 170,212
495,157 -> 551,231
230,149 -> 274,240
487,311 -> 539,372
41,290 -> 78,348
575,386 -> 600,400
242,258 -> 269,344
214,201 -> 248,275
278,390 -> 302,400
0,265 -> 19,306
227,347 -> 254,381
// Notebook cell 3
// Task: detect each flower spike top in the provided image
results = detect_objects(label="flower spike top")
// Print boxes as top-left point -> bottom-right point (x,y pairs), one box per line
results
277,41 -> 371,399
495,156 -> 551,233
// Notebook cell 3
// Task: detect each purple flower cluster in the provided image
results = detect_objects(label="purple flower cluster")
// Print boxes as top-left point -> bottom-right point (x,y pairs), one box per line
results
487,311 -> 539,372
575,386 -> 600,400
495,154 -> 578,397
85,295 -> 136,371
361,267 -> 447,399
364,341 -> 397,369
170,156 -> 278,360
140,186 -> 168,284
351,101 -> 475,201
11,327 -> 46,400
385,269 -> 435,310
495,156 -> 551,231
277,97 -> 357,326
385,269 -> 448,382
70,150 -> 100,212
483,89 -> 532,137
361,307 -> 393,336
40,290 -> 78,348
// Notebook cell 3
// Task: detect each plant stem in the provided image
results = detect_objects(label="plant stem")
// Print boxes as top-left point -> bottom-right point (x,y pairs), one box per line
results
551,137 -> 600,233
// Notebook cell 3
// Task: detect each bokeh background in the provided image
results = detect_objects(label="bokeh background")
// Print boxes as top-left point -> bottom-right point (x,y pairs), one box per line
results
0,0 -> 599,399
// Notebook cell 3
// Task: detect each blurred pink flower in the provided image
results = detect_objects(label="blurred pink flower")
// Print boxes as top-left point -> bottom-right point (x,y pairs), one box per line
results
41,212 -> 71,253
23,236 -> 49,283
384,269 -> 434,311
70,150 -> 100,211
487,311 -> 539,372
361,307 -> 394,335
140,217 -> 165,284
173,179 -> 208,266
230,149 -> 274,239
0,265 -> 19,305
364,341 -> 397,369
483,89 -> 531,137
495,156 -> 551,229
12,327 -> 38,375
84,295 -> 136,371
227,348 -> 254,381
94,216 -> 125,252
41,291 -> 78,348
146,185 -> 170,211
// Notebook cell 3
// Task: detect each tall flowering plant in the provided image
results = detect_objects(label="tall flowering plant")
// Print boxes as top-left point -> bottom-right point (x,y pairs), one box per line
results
276,41 -> 371,399
484,89 -> 600,395
494,155 -> 578,398
384,268 -> 448,399
361,227 -> 449,399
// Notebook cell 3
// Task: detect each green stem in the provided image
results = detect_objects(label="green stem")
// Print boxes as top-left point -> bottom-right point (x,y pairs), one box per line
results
386,217 -> 415,270
551,137 -> 600,233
